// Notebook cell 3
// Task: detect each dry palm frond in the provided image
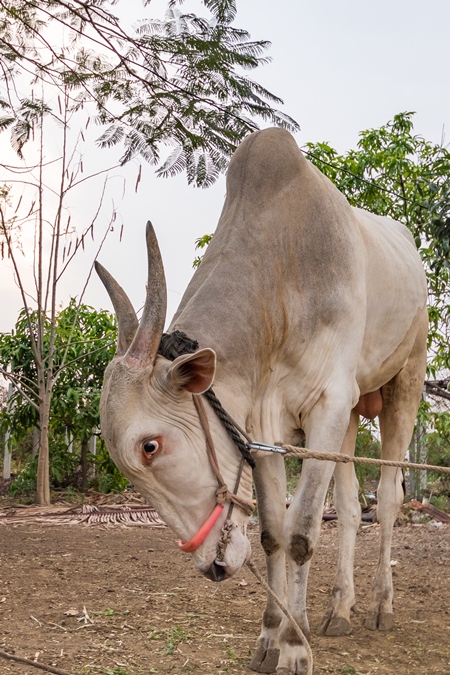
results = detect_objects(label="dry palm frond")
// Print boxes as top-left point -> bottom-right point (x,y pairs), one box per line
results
79,504 -> 166,527
0,503 -> 166,528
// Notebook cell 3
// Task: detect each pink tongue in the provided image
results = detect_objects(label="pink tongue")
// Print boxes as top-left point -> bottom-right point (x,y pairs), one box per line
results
178,504 -> 224,553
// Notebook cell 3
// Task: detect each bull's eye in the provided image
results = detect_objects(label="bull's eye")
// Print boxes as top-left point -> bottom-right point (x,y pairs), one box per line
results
141,437 -> 162,465
143,440 -> 159,456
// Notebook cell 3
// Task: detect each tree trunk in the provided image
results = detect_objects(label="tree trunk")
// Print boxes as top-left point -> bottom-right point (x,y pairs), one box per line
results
36,392 -> 51,505
31,427 -> 39,459
80,438 -> 89,493
89,435 -> 97,477
3,383 -> 14,480
3,431 -> 11,480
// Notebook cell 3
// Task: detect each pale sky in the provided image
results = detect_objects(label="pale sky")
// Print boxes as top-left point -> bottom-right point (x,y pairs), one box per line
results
1,0 -> 450,333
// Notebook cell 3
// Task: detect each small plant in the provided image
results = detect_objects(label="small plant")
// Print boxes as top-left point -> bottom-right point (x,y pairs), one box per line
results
9,458 -> 38,499
339,667 -> 360,675
102,608 -> 130,617
163,626 -> 189,655
430,493 -> 449,511
225,646 -> 238,659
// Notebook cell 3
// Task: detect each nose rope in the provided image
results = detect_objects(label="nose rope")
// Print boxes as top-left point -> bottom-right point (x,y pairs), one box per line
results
177,395 -> 253,554
192,395 -> 254,517
159,330 -> 254,554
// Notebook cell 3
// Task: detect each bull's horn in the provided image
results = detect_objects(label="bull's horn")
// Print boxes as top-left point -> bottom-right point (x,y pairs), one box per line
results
95,261 -> 139,357
125,221 -> 167,367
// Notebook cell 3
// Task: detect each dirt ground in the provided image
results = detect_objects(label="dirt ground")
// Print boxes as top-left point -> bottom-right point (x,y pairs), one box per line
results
0,514 -> 449,675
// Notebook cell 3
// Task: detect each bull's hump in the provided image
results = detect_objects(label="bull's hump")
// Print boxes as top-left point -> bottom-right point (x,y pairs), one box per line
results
226,128 -> 305,202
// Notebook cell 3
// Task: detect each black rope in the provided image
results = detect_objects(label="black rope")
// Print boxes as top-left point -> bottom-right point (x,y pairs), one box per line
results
158,331 -> 255,468
159,330 -> 199,360
203,388 -> 255,468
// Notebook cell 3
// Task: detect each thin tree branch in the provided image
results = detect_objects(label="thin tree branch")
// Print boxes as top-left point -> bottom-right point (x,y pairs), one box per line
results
53,213 -> 115,381
0,368 -> 40,411
0,206 -> 42,368
53,340 -> 114,377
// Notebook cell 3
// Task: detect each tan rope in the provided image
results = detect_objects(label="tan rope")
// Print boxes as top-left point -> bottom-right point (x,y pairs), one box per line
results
281,444 -> 450,474
245,559 -> 313,675
193,395 -> 254,516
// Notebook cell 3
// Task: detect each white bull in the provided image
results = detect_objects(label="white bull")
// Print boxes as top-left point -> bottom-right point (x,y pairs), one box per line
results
96,128 -> 428,675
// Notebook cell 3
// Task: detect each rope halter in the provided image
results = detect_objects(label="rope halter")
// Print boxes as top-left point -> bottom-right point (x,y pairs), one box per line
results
158,331 -> 254,554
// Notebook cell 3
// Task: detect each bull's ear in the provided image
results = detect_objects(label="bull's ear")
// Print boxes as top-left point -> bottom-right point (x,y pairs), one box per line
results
167,348 -> 216,394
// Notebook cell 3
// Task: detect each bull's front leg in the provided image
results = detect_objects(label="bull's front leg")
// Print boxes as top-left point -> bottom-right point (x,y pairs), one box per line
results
277,395 -> 353,675
249,454 -> 288,674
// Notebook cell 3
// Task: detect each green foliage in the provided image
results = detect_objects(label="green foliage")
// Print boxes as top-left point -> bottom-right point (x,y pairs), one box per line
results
422,409 -> 450,491
285,456 -> 302,496
0,299 -> 126,493
193,232 -> 214,267
9,436 -> 80,497
0,0 -> 299,187
430,493 -> 449,511
306,114 -> 450,476
0,300 -> 116,439
50,299 -> 117,443
9,457 -> 38,499
355,425 -> 381,488
93,468 -> 129,494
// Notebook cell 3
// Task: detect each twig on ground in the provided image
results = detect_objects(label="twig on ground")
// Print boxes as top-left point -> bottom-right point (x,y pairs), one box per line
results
0,649 -> 73,675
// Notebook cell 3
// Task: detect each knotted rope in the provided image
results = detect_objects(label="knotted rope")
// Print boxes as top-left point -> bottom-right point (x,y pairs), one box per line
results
281,444 -> 450,474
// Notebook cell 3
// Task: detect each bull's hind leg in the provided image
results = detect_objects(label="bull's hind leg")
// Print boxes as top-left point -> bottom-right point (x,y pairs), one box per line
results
366,317 -> 427,631
320,409 -> 360,636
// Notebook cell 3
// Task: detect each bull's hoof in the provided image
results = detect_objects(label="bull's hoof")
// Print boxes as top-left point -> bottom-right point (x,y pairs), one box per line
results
275,658 -> 310,675
365,610 -> 394,631
249,645 -> 280,673
319,615 -> 352,636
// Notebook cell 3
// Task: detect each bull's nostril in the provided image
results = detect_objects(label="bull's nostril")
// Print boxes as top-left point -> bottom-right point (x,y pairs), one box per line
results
204,561 -> 227,582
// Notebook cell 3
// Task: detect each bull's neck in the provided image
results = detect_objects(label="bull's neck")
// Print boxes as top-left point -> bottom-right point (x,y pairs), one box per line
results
167,311 -> 294,448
